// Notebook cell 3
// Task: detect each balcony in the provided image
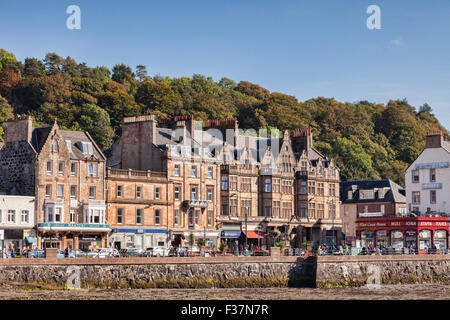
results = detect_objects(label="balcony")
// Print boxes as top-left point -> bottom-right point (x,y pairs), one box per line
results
107,168 -> 166,180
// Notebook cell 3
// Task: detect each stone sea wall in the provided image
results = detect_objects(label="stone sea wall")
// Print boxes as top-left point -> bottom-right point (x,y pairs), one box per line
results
0,255 -> 449,289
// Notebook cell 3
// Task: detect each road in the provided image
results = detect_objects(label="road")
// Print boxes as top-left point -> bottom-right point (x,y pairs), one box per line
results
0,284 -> 448,300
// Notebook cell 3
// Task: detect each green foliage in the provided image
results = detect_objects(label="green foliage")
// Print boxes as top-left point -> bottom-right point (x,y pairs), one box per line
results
0,48 -> 447,186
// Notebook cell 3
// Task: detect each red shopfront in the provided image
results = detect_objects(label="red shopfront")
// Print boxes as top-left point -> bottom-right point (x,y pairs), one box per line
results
356,217 -> 449,253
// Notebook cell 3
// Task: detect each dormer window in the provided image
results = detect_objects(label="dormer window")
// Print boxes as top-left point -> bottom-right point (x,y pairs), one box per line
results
76,141 -> 94,155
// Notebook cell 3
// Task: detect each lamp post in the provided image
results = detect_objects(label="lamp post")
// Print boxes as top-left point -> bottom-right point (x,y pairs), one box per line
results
244,211 -> 248,256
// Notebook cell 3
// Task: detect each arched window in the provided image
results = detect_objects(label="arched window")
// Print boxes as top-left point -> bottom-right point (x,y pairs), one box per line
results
52,139 -> 58,152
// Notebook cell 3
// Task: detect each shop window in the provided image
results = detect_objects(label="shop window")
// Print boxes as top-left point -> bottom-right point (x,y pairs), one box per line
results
419,229 -> 432,251
390,230 -> 404,249
434,230 -> 447,250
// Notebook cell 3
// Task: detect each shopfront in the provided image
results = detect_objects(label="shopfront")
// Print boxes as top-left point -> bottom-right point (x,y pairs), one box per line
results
109,228 -> 169,250
356,216 -> 449,253
360,231 -> 373,247
434,230 -> 447,250
220,223 -> 242,250
38,223 -> 110,250
405,230 -> 417,249
390,230 -> 404,249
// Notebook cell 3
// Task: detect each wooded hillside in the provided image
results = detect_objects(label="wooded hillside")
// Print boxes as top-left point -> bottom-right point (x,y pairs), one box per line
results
0,49 -> 447,185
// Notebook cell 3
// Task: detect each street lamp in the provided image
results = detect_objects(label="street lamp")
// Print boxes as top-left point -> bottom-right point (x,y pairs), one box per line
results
326,199 -> 335,248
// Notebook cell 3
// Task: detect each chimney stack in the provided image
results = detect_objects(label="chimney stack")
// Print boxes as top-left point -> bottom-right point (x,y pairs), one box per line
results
5,116 -> 33,143
425,131 -> 443,149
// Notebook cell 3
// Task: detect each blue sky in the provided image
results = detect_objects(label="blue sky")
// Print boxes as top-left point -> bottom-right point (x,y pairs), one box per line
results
1,1 -> 450,129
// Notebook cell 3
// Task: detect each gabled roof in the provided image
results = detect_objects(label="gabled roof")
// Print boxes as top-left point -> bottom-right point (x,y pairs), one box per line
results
31,126 -> 52,153
60,130 -> 105,161
340,179 -> 406,204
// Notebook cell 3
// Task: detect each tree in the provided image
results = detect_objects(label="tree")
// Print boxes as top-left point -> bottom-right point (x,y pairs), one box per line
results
135,65 -> 149,82
0,95 -> 14,141
77,104 -> 115,150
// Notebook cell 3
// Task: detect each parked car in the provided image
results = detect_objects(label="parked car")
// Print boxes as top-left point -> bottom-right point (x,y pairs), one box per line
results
57,250 -> 75,258
176,246 -> 200,257
70,249 -> 86,258
91,248 -> 119,258
142,247 -> 170,257
23,249 -> 45,258
118,248 -> 143,257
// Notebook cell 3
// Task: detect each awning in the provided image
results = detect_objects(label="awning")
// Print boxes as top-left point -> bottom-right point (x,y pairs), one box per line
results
25,236 -> 37,243
221,230 -> 241,238
243,231 -> 264,239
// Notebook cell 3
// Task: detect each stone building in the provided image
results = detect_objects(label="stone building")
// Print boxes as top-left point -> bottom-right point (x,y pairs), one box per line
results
0,117 -> 109,250
340,179 -> 407,245
106,115 -> 342,251
0,195 -> 36,251
107,115 -> 222,248
292,128 -> 341,249
106,167 -> 172,250
405,132 -> 450,215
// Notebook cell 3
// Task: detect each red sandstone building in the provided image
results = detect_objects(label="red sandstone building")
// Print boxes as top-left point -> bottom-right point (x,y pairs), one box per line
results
355,216 -> 449,253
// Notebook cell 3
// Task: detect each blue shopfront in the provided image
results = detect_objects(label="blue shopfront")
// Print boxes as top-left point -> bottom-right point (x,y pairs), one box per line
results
109,228 -> 169,250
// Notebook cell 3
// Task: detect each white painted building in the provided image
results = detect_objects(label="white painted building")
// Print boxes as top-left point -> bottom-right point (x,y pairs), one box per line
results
0,195 -> 36,251
405,132 -> 450,214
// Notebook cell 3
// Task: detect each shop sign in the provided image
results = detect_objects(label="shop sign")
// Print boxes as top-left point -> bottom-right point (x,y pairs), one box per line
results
419,230 -> 431,239
361,231 -> 373,239
79,235 -> 101,241
419,222 -> 433,227
436,222 -> 448,227
405,230 -> 417,236
434,230 -> 447,239
415,162 -> 449,170
405,221 -> 417,226
376,230 -> 387,238
391,231 -> 403,239
390,222 -> 401,226
358,222 -> 387,227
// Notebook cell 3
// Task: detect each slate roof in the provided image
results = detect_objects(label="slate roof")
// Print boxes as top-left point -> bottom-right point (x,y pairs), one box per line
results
60,130 -> 105,161
340,179 -> 406,204
31,126 -> 52,153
